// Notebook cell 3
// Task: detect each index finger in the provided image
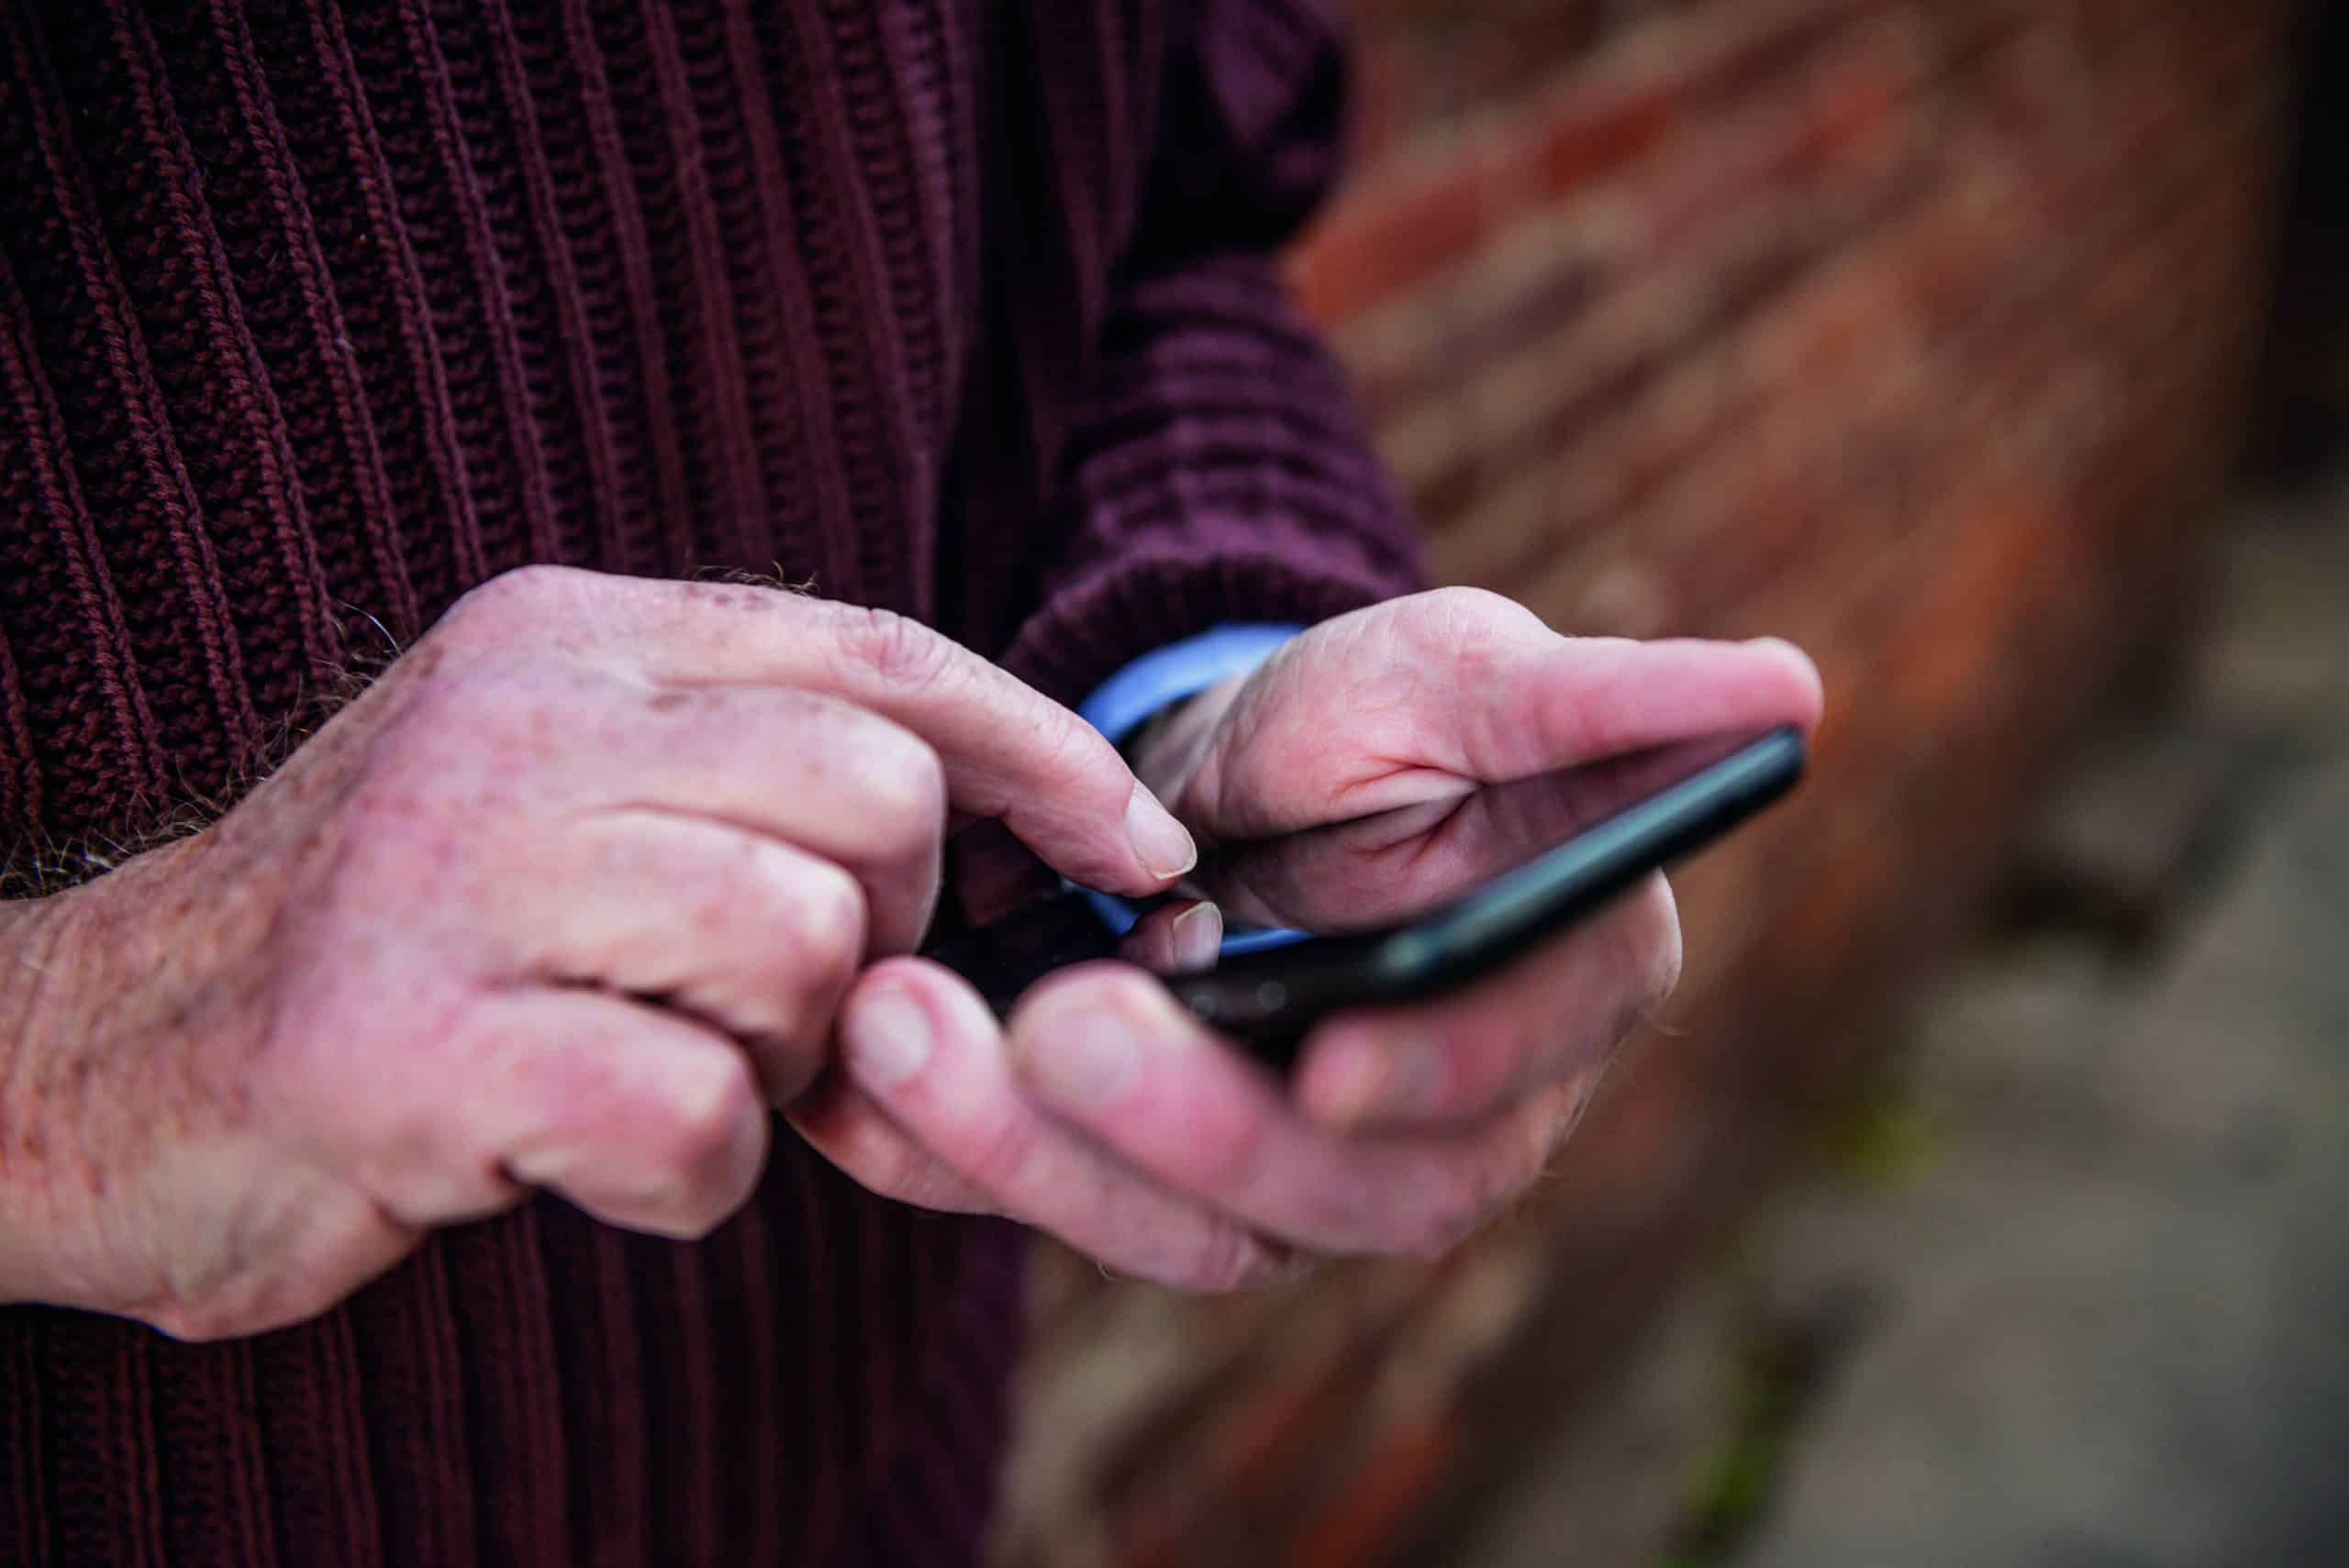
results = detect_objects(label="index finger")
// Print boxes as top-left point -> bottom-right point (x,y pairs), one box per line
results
484,570 -> 1196,897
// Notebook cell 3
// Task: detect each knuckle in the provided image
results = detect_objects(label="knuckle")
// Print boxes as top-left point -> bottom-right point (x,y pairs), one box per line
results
1419,585 -> 1546,641
786,860 -> 870,985
441,563 -> 579,640
858,729 -> 949,847
648,1053 -> 760,1199
1024,705 -> 1119,808
955,1114 -> 1041,1198
833,605 -> 956,691
1427,584 -> 1523,619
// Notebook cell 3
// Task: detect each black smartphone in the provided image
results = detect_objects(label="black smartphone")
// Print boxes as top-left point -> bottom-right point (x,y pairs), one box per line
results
920,726 -> 1806,1067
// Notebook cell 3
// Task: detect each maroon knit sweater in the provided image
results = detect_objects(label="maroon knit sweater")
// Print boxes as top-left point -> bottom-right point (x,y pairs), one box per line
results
0,1 -> 1420,1563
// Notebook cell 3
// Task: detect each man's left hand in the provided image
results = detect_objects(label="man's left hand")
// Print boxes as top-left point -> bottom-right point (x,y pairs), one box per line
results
797,589 -> 1824,1288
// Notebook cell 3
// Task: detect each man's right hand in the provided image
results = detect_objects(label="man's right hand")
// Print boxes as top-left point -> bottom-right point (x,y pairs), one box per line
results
0,566 -> 1196,1340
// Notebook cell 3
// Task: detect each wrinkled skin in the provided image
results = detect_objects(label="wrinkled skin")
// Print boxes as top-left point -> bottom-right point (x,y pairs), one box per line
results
805,588 -> 1824,1288
0,566 -> 1196,1338
0,575 -> 1820,1327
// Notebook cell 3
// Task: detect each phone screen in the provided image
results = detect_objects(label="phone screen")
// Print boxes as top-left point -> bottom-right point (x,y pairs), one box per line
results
921,728 -> 1786,1017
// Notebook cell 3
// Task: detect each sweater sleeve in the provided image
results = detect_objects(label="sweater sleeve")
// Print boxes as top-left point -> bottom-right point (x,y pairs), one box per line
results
996,0 -> 1427,706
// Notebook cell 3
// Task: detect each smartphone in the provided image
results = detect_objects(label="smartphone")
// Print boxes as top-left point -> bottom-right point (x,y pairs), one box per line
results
920,726 -> 1806,1066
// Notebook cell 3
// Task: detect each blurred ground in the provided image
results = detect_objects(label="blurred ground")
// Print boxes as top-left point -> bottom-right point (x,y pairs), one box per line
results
1453,472 -> 2349,1568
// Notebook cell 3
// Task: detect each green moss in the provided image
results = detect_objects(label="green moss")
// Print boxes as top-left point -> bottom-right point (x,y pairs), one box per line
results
1813,1079 -> 1938,1190
1661,1300 -> 1854,1567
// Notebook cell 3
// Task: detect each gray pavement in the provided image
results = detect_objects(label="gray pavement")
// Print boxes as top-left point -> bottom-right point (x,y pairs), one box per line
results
1455,481 -> 2349,1568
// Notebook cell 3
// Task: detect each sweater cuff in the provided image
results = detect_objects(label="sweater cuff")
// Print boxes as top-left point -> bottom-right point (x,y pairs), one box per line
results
1075,625 -> 1306,949
1075,623 -> 1302,746
999,543 -> 1419,711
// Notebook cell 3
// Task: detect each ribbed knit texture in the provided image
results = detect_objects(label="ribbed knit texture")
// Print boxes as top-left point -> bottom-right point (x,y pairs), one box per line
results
0,2 -> 1422,1562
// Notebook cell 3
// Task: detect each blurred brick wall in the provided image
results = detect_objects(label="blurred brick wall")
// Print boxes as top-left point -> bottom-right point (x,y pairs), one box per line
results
994,2 -> 2305,1563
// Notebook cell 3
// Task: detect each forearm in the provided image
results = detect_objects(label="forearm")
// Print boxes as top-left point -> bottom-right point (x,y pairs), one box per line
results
1000,253 -> 1423,709
1001,2 -> 1424,707
0,832 -> 274,1315
0,879 -> 99,1306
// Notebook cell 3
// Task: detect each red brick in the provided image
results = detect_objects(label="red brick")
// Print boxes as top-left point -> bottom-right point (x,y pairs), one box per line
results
1290,0 -> 1907,325
1286,1415 -> 1459,1568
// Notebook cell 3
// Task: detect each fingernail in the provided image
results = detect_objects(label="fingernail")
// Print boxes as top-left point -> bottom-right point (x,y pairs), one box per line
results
1019,1004 -> 1144,1107
848,986 -> 933,1088
1172,904 -> 1223,971
1125,785 -> 1197,881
